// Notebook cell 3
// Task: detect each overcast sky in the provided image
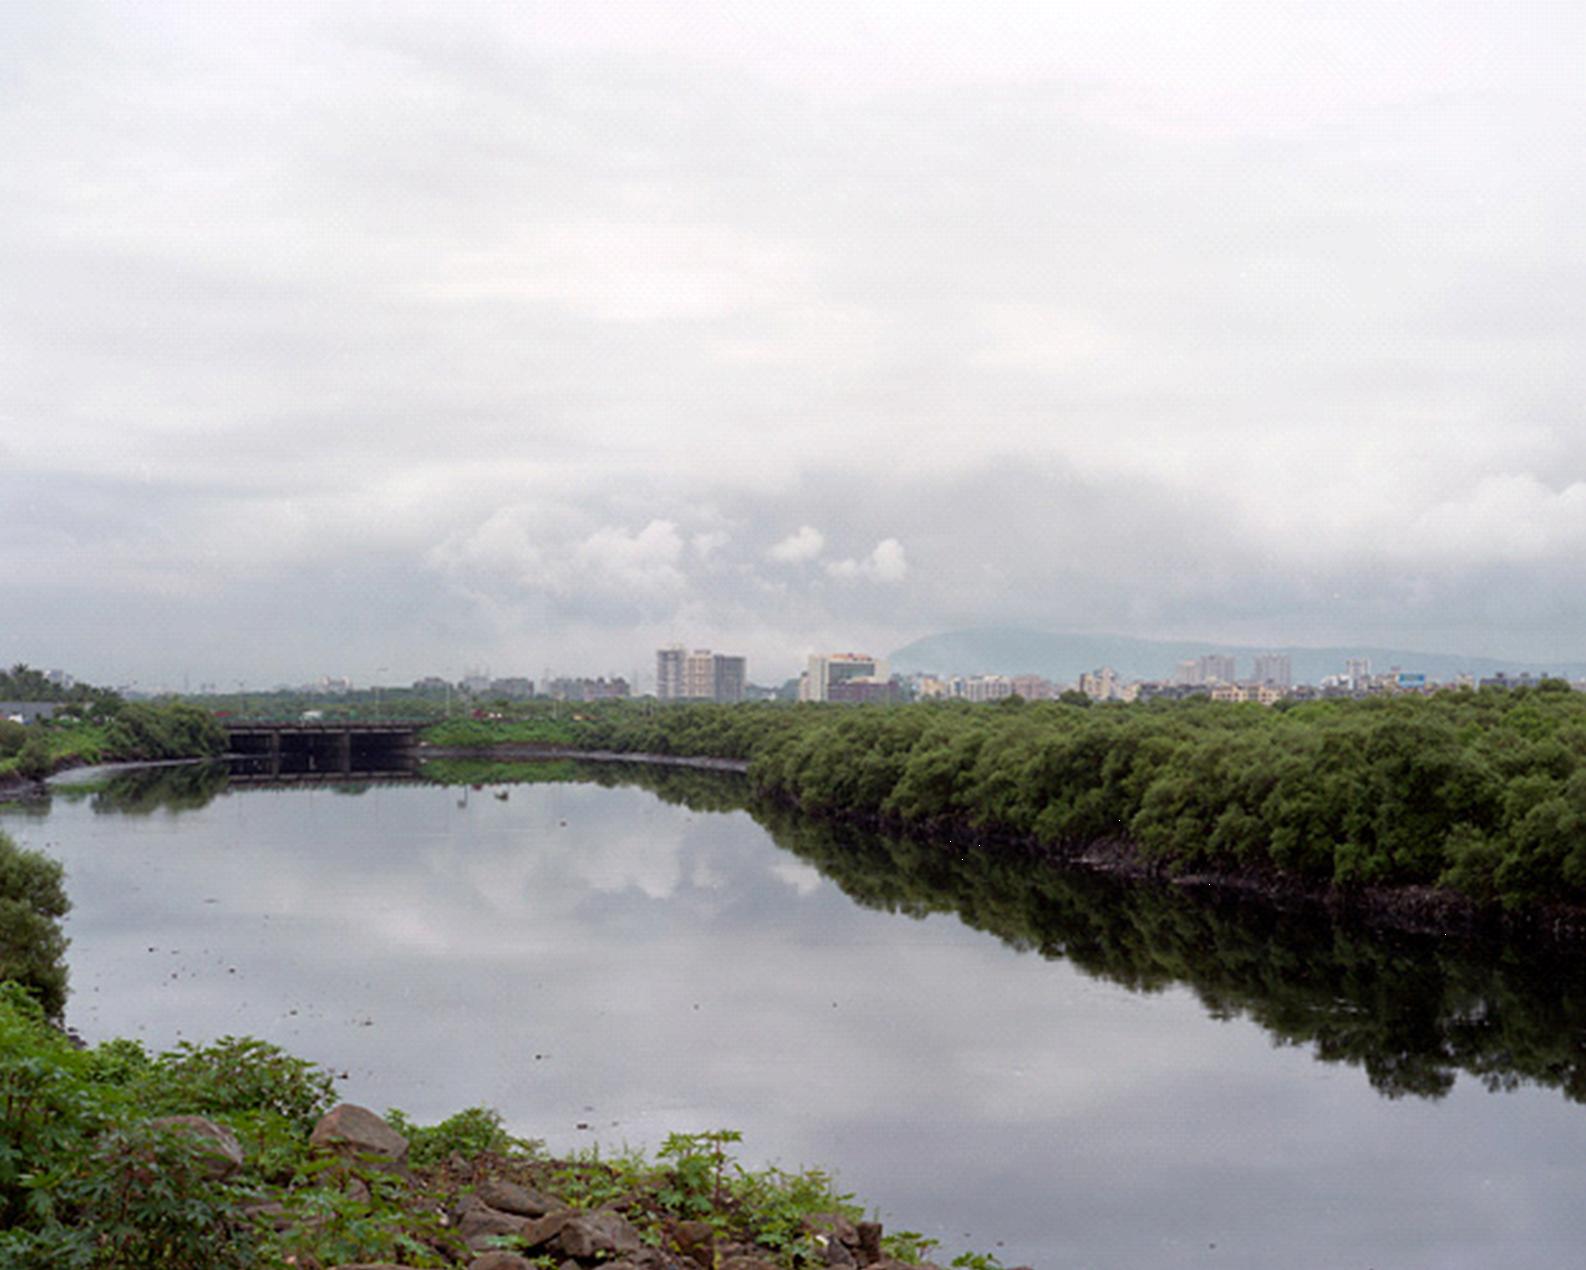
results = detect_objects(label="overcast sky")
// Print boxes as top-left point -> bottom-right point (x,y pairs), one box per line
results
4,1 -> 1585,688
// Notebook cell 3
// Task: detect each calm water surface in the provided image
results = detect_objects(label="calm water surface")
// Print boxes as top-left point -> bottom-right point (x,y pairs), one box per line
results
6,764 -> 1586,1269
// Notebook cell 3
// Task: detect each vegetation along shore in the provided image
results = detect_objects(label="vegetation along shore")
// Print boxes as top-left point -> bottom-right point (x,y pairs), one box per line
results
421,686 -> 1586,938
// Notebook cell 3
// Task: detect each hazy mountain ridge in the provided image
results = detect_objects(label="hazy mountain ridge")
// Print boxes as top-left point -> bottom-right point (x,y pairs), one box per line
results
888,628 -> 1586,686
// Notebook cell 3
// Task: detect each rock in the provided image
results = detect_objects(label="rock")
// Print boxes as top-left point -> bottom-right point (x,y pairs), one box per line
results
557,1209 -> 643,1259
806,1213 -> 860,1248
672,1218 -> 715,1270
468,1255 -> 538,1270
327,1264 -> 410,1269
309,1104 -> 409,1171
824,1236 -> 857,1267
147,1115 -> 244,1180
607,1251 -> 681,1270
455,1199 -> 532,1252
720,1257 -> 781,1270
856,1221 -> 884,1265
520,1208 -> 577,1249
479,1177 -> 556,1217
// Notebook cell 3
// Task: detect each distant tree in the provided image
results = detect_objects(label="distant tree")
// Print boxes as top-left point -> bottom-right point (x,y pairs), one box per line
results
1058,689 -> 1092,707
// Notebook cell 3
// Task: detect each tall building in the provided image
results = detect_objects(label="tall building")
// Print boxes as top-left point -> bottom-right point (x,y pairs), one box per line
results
1251,653 -> 1292,688
656,647 -> 747,703
1345,657 -> 1371,691
800,653 -> 888,702
1200,654 -> 1237,685
683,650 -> 717,700
1080,666 -> 1122,701
711,655 -> 746,703
656,647 -> 685,700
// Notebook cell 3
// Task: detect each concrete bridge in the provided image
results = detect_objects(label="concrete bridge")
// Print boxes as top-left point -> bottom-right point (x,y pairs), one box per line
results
225,721 -> 420,776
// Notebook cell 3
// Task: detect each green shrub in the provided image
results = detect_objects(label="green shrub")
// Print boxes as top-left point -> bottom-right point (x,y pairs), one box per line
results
0,832 -> 70,1019
384,1105 -> 542,1167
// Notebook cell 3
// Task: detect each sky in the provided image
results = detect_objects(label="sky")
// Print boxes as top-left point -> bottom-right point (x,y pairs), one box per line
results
4,1 -> 1585,689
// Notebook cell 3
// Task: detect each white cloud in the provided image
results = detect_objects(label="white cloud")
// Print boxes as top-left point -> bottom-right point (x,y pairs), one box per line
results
692,530 -> 731,559
827,538 -> 908,585
428,510 -> 686,607
768,526 -> 826,564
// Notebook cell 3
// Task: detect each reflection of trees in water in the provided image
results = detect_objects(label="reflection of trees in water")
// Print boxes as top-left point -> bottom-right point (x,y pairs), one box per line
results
748,803 -> 1586,1106
30,758 -> 1586,1106
80,762 -> 233,815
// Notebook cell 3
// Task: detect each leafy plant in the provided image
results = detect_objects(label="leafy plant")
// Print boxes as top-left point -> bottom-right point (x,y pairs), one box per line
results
385,1104 -> 543,1166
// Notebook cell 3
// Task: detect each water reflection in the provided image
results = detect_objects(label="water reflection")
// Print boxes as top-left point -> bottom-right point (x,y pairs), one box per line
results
53,758 -> 1586,1109
14,758 -> 1586,1268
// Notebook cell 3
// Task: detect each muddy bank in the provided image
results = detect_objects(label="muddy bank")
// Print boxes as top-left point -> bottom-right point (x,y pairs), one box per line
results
422,743 -> 750,773
0,770 -> 42,803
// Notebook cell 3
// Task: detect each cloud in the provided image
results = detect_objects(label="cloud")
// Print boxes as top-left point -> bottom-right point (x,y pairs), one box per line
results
692,530 -> 731,559
768,526 -> 826,564
826,538 -> 909,584
427,510 -> 687,615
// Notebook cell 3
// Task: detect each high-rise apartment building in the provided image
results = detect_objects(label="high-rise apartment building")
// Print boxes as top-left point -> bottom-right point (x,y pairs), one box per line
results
1251,653 -> 1292,688
1200,654 -> 1237,684
656,647 -> 747,703
656,647 -> 685,700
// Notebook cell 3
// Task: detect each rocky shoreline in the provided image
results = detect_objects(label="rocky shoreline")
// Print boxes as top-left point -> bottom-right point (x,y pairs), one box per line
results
162,1102 -> 989,1270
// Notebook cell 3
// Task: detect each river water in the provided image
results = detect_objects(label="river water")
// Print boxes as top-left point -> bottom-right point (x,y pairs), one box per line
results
5,761 -> 1586,1269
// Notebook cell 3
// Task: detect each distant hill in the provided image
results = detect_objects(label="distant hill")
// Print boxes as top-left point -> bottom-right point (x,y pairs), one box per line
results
888,627 -> 1586,686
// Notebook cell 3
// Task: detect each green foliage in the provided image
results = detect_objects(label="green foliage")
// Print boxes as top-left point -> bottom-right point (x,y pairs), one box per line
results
492,691 -> 1586,913
17,1122 -> 257,1269
100,702 -> 227,763
657,1128 -> 742,1218
14,734 -> 52,781
385,1104 -> 543,1166
0,831 -> 70,1019
259,1163 -> 458,1268
882,1230 -> 942,1262
134,1036 -> 336,1132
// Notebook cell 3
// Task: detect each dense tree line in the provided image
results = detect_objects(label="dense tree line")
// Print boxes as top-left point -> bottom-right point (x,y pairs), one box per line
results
0,663 -> 107,704
456,689 -> 1586,912
1,700 -> 228,779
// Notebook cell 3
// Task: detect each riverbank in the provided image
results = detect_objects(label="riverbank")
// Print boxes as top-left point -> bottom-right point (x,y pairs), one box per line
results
421,742 -> 750,773
422,728 -> 1586,950
763,793 -> 1586,948
0,982 -> 987,1270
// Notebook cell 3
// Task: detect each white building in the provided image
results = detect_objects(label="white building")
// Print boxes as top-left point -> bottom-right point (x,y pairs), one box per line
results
800,653 -> 888,702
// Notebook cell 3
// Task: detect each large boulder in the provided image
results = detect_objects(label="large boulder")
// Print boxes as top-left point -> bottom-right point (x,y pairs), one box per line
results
672,1218 -> 715,1270
309,1104 -> 409,1171
147,1115 -> 245,1180
557,1209 -> 643,1259
478,1177 -> 556,1217
454,1195 -> 533,1251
